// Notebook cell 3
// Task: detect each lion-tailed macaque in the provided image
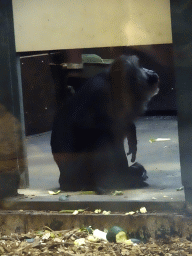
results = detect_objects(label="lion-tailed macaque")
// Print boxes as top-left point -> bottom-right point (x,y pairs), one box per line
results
51,55 -> 159,193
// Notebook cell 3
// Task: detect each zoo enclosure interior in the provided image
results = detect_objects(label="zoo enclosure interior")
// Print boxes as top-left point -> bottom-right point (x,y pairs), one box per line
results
0,1 -> 186,204
13,0 -> 182,201
17,45 -> 183,203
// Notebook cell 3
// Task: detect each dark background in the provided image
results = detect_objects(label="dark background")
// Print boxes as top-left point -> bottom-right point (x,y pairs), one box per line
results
20,43 -> 176,136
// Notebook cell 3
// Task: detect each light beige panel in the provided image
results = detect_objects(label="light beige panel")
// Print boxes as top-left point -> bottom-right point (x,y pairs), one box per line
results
12,0 -> 172,52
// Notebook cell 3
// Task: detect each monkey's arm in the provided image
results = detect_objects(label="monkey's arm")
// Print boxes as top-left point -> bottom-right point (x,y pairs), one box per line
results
126,123 -> 137,163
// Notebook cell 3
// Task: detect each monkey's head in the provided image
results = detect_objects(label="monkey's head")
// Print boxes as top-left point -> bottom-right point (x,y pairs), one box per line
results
109,55 -> 159,119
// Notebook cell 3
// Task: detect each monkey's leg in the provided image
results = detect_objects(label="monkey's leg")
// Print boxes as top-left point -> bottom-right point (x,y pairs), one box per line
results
53,152 -> 95,191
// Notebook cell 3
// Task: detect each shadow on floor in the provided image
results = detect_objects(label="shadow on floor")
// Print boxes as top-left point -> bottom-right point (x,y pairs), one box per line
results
18,116 -> 184,202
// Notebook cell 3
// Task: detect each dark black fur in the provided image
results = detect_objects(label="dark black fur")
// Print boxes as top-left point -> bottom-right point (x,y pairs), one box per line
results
51,55 -> 159,192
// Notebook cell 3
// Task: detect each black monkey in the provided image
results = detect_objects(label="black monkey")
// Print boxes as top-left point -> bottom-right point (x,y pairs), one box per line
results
51,55 -> 159,192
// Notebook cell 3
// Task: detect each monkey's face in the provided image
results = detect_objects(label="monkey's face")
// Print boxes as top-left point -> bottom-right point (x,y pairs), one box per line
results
141,67 -> 159,97
125,55 -> 159,103
109,55 -> 159,118
114,57 -> 159,120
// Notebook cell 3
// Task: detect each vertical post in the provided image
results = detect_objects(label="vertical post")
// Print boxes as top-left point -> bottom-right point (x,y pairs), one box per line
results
0,0 -> 28,198
16,56 -> 29,188
170,1 -> 192,210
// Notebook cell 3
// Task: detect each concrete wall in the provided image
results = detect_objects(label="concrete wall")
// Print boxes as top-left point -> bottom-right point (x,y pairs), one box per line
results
12,0 -> 172,52
0,212 -> 191,239
0,0 -> 28,198
170,0 -> 192,210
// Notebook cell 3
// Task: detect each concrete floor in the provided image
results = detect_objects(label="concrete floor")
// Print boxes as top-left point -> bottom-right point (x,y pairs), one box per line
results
16,116 -> 184,203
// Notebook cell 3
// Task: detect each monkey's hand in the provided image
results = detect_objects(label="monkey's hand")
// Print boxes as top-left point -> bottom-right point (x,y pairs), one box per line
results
126,123 -> 137,163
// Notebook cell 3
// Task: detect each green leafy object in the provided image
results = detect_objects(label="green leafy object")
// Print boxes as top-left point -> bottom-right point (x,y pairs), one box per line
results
59,210 -> 74,213
79,191 -> 96,195
35,231 -> 44,237
82,54 -> 104,63
140,207 -> 147,213
59,209 -> 85,214
79,225 -> 93,234
48,190 -> 61,195
87,235 -> 98,242
74,238 -> 85,246
50,233 -> 55,238
124,239 -> 133,245
102,210 -> 111,215
149,138 -> 171,143
116,231 -> 128,243
79,225 -> 87,232
94,209 -> 102,213
112,190 -> 124,196
77,209 -> 85,213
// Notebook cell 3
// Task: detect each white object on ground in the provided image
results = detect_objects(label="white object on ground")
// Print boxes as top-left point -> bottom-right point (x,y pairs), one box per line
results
93,229 -> 107,240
